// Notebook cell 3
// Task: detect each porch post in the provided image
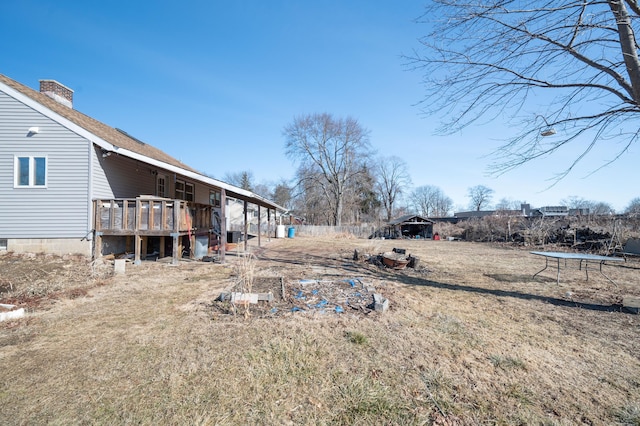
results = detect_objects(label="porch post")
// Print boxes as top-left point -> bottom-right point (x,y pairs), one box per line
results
257,205 -> 262,247
267,208 -> 271,242
219,189 -> 226,263
159,236 -> 165,258
134,198 -> 141,265
171,200 -> 180,265
93,200 -> 102,260
243,200 -> 248,252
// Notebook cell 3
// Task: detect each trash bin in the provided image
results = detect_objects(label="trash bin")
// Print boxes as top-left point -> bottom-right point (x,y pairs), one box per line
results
287,227 -> 295,238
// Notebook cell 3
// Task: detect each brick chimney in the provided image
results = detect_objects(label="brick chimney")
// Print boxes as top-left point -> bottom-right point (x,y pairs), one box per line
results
39,79 -> 73,108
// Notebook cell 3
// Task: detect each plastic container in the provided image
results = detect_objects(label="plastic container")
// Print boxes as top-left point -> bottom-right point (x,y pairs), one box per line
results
276,224 -> 285,238
287,227 -> 295,238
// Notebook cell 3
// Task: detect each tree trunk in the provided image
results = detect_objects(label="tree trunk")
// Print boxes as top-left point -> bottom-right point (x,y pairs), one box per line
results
335,195 -> 343,226
609,0 -> 640,102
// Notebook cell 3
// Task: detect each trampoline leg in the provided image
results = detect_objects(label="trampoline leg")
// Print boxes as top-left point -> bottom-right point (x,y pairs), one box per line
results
533,258 -> 550,280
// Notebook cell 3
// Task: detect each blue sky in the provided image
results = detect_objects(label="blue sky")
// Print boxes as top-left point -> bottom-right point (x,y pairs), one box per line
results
2,0 -> 637,212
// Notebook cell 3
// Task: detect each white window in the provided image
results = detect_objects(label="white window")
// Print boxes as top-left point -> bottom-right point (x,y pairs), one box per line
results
14,156 -> 47,187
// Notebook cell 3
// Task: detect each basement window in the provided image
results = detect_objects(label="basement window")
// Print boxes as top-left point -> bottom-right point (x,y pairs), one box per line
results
14,155 -> 47,187
0,239 -> 7,251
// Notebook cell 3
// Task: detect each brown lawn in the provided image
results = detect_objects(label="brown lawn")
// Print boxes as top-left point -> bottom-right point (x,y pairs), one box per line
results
1,236 -> 639,425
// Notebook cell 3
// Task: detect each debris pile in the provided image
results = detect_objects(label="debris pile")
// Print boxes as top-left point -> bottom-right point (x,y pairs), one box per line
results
0,303 -> 25,322
288,278 -> 385,314
356,247 -> 421,271
212,276 -> 389,318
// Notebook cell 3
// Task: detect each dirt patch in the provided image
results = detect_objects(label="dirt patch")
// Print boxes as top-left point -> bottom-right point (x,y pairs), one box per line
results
0,252 -> 112,311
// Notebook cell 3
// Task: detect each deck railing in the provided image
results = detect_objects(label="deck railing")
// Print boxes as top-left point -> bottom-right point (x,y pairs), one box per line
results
94,198 -> 212,235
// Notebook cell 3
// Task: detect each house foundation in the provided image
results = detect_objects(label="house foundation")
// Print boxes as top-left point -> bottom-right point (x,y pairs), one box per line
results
1,238 -> 92,257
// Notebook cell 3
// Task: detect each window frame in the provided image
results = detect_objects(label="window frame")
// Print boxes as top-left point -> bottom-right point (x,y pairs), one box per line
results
185,182 -> 194,202
175,179 -> 194,201
210,190 -> 221,208
14,155 -> 48,188
156,174 -> 169,198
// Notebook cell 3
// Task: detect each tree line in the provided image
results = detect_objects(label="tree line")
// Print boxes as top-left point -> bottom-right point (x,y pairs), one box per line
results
221,113 -> 640,225
224,113 -> 452,225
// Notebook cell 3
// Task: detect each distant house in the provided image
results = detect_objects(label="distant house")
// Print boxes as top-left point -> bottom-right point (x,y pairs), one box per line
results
521,204 -> 589,217
454,210 -> 496,220
382,214 -> 434,239
455,204 -> 591,220
0,74 -> 283,262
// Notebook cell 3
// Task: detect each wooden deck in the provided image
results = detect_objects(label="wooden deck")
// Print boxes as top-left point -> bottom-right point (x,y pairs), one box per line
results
93,197 -> 216,263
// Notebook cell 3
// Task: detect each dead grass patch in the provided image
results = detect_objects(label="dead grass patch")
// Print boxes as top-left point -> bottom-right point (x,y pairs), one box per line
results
1,237 -> 639,424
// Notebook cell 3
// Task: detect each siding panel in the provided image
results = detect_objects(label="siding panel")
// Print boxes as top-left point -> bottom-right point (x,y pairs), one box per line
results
91,145 -> 114,199
101,154 -> 157,198
0,91 -> 90,238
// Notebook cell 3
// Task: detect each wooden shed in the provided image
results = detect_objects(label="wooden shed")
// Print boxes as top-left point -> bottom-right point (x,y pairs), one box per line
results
384,214 -> 434,239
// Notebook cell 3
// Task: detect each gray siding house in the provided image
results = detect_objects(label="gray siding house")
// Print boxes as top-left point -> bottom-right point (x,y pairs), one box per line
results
0,74 -> 282,262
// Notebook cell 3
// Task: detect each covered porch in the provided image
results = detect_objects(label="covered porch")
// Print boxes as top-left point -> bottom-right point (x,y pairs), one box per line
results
93,193 -> 278,264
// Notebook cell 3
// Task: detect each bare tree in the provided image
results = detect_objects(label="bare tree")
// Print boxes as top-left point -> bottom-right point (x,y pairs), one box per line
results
562,196 -> 615,216
284,113 -> 372,226
625,197 -> 640,216
495,198 -> 524,212
224,170 -> 254,191
410,1 -> 640,178
375,156 -> 412,221
272,180 -> 293,210
292,164 -> 331,225
410,185 -> 453,217
467,185 -> 494,211
562,196 -> 590,210
590,201 -> 615,215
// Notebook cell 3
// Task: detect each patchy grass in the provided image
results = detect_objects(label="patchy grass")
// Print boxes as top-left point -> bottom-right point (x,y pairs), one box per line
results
615,404 -> 640,425
345,330 -> 368,345
1,237 -> 640,424
488,354 -> 527,370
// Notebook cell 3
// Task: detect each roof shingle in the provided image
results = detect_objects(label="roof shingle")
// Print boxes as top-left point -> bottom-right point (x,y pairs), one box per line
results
0,74 -> 199,174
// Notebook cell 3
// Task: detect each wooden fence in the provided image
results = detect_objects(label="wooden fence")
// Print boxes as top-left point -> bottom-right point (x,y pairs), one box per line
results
288,224 -> 377,238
